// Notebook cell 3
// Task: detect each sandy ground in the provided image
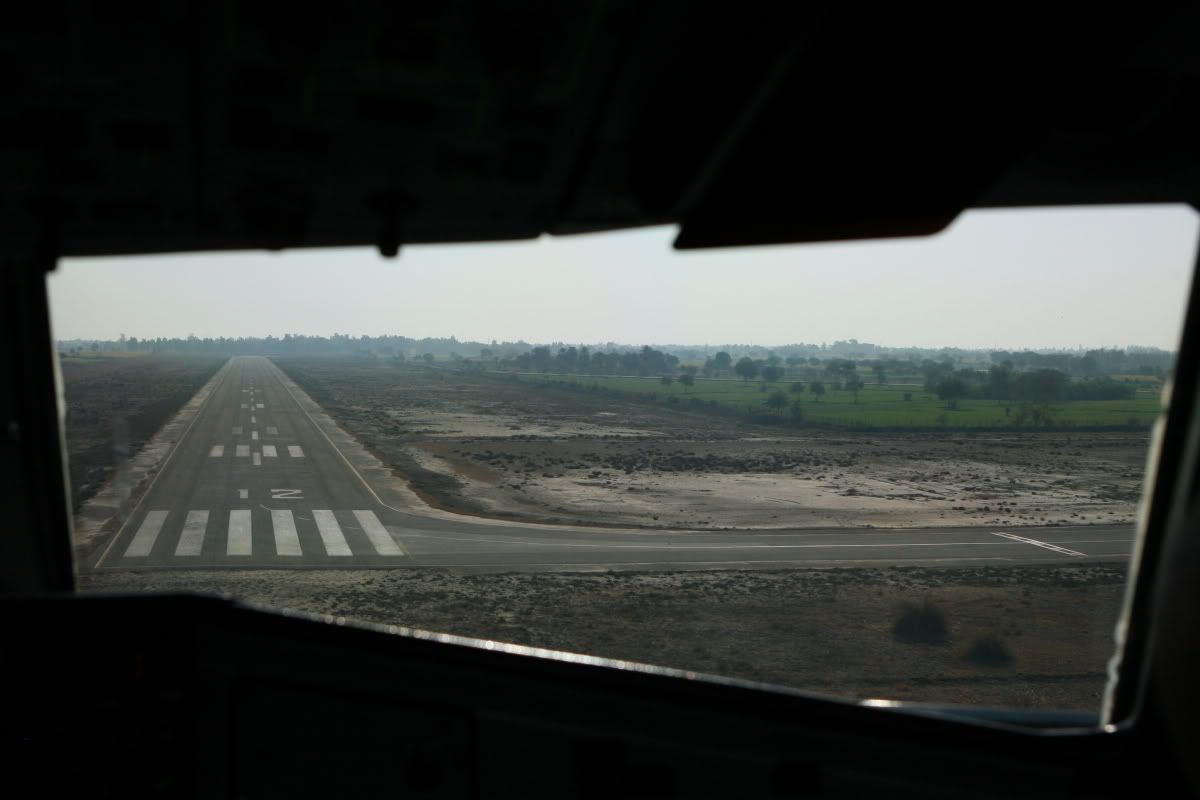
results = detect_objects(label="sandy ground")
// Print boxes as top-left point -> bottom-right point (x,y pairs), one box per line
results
280,360 -> 1150,531
80,564 -> 1126,711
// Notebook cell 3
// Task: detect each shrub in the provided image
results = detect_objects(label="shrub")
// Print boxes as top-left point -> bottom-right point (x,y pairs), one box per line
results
963,635 -> 1014,666
893,602 -> 950,645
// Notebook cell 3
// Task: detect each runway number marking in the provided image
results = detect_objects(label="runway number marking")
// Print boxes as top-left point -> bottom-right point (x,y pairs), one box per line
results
271,489 -> 304,500
991,531 -> 1086,557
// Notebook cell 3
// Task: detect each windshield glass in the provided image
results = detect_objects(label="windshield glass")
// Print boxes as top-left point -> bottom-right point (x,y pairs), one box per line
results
51,204 -> 1198,710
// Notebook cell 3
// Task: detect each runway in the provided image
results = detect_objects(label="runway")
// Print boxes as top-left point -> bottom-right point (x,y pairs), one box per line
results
87,356 -> 1135,572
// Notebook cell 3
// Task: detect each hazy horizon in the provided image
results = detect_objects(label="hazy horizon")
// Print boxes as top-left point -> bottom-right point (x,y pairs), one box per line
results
49,204 -> 1199,350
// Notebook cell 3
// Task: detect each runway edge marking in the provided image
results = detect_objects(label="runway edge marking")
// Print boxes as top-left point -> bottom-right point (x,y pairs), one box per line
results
270,359 -> 407,515
93,358 -> 233,568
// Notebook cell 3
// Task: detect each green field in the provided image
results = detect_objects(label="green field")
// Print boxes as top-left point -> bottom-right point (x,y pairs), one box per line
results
513,373 -> 1163,429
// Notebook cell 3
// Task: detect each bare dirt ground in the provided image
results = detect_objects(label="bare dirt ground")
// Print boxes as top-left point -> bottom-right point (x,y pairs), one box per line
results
278,359 -> 1151,531
80,563 -> 1126,711
60,355 -> 226,511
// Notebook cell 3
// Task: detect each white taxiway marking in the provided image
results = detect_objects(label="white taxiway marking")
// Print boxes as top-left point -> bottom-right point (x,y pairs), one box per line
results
236,445 -> 250,457
266,426 -> 278,435
252,431 -> 259,441
227,510 -> 252,555
238,489 -> 248,499
253,452 -> 262,466
232,426 -> 242,435
314,510 -> 353,556
288,446 -> 304,458
272,510 -> 302,556
175,510 -> 209,556
262,445 -> 277,457
125,510 -> 169,558
209,445 -> 224,457
353,510 -> 406,555
991,531 -> 1085,557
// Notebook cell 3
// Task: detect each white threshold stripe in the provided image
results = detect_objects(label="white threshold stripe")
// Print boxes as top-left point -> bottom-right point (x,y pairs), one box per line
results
236,444 -> 250,457
240,403 -> 248,409
288,446 -> 304,458
314,510 -> 353,556
125,510 -> 168,558
353,510 -> 406,555
272,510 -> 302,556
256,403 -> 265,409
253,452 -> 262,466
262,445 -> 278,457
991,531 -> 1086,557
175,510 -> 209,556
266,426 -> 278,435
227,510 -> 252,555
209,445 -> 224,457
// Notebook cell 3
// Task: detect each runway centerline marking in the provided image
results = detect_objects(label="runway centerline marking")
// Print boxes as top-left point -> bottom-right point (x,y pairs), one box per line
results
991,531 -> 1086,557
253,452 -> 262,466
252,430 -> 259,441
402,533 -> 1052,551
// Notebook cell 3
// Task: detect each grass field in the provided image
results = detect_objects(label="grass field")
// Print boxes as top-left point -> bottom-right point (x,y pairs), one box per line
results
513,373 -> 1163,429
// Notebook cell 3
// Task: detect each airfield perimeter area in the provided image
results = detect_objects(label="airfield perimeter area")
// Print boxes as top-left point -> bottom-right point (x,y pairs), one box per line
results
69,355 -> 1145,709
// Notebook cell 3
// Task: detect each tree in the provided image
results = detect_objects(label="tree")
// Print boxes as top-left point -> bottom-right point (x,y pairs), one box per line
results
935,376 -> 970,406
789,381 -> 805,394
873,364 -> 887,386
421,353 -> 435,365
679,372 -> 695,389
660,375 -> 674,387
790,399 -> 805,421
735,357 -> 759,382
845,374 -> 865,403
713,351 -> 733,375
810,380 -> 826,402
761,365 -> 784,383
765,390 -> 789,414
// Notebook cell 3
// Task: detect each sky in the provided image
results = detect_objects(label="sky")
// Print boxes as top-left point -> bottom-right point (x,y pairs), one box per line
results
48,204 -> 1199,350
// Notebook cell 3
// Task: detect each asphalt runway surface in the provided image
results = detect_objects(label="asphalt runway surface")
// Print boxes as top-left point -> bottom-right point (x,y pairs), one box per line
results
88,357 -> 1135,572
